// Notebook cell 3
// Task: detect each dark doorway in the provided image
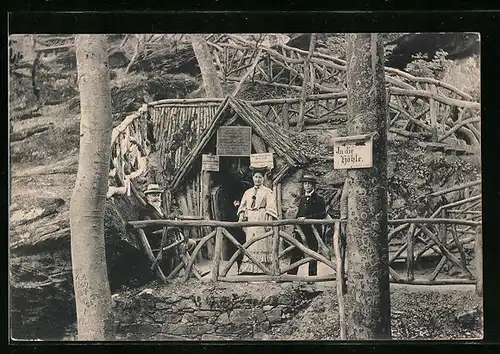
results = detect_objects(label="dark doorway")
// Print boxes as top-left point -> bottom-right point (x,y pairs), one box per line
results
211,157 -> 252,261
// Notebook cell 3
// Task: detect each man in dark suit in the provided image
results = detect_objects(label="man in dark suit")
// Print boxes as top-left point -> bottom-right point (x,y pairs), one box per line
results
287,175 -> 327,276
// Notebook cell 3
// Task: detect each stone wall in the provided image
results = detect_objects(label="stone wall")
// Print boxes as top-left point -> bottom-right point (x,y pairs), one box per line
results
112,281 -> 325,340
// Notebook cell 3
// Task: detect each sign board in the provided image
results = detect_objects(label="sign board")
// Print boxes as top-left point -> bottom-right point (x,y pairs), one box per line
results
250,153 -> 274,169
202,154 -> 219,172
333,133 -> 373,169
216,126 -> 252,156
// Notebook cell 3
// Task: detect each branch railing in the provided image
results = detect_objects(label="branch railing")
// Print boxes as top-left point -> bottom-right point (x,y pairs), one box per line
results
387,180 -> 481,287
129,219 -> 345,283
128,216 -> 481,291
107,105 -> 151,201
388,218 -> 481,285
207,35 -> 480,146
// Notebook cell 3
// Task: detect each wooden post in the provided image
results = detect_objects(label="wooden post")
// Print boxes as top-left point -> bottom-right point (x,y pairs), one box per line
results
276,182 -> 283,219
451,223 -> 467,267
201,170 -> 212,261
282,102 -> 290,129
212,227 -> 224,281
406,224 -> 415,281
440,209 -> 448,245
464,186 -> 470,199
296,33 -> 317,132
232,49 -> 263,97
333,222 -> 347,339
429,84 -> 438,141
252,133 -> 267,153
475,225 -> 483,295
272,226 -> 280,276
276,182 -> 285,253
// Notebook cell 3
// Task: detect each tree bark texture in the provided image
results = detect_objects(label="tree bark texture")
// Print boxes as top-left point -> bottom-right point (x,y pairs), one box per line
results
70,34 -> 115,341
344,33 -> 391,340
190,34 -> 224,98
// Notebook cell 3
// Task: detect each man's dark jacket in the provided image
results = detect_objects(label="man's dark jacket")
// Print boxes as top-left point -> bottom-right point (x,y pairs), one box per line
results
288,190 -> 327,276
139,204 -> 167,246
296,191 -> 327,220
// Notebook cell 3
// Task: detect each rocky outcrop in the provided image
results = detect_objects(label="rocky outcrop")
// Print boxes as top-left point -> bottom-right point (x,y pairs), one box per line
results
385,33 -> 480,69
10,193 -> 155,340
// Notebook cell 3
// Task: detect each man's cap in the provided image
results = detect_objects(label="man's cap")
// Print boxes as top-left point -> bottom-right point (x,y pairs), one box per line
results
144,183 -> 164,195
300,174 -> 318,184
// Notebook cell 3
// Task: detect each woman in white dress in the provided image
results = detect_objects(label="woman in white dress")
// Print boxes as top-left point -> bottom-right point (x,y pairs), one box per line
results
237,166 -> 278,274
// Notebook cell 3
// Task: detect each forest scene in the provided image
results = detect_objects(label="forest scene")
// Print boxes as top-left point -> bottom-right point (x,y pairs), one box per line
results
9,32 -> 481,341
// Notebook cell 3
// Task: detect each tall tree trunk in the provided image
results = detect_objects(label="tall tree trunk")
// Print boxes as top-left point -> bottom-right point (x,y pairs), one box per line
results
344,33 -> 391,339
190,34 -> 224,98
70,34 -> 115,341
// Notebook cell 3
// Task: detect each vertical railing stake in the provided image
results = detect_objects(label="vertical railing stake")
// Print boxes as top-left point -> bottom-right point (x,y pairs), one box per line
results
272,226 -> 280,277
440,209 -> 448,245
212,227 -> 223,282
406,224 -> 415,281
475,225 -> 483,296
333,221 -> 347,340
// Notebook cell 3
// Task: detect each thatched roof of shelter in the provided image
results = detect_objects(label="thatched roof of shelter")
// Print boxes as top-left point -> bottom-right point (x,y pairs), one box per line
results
170,96 -> 309,191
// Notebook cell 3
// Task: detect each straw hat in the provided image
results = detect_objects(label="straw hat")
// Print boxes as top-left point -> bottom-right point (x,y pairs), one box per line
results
144,183 -> 164,195
300,174 -> 318,184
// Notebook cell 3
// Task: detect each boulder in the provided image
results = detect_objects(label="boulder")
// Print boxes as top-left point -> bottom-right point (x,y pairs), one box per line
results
10,193 -> 156,340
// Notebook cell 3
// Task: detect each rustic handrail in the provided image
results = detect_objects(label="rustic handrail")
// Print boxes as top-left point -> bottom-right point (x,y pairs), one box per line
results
218,34 -> 475,101
130,217 -> 479,229
427,180 -> 481,197
133,216 -> 480,288
129,218 -> 346,228
389,218 -> 481,227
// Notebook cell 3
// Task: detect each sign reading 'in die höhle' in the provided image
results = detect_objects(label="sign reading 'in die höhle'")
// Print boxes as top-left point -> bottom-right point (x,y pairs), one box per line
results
333,133 -> 374,169
216,126 -> 252,156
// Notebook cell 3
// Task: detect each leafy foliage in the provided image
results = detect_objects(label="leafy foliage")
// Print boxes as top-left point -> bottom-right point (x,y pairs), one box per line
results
387,138 -> 480,219
405,50 -> 453,79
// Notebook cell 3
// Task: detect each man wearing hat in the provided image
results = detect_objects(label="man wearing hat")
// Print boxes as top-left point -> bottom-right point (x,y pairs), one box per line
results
287,174 -> 327,276
139,183 -> 195,275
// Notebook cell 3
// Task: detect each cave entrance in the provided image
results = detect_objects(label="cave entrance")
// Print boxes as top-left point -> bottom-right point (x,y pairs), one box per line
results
210,156 -> 252,261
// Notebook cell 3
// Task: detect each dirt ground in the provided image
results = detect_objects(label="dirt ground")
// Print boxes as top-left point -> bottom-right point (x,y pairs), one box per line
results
279,282 -> 482,340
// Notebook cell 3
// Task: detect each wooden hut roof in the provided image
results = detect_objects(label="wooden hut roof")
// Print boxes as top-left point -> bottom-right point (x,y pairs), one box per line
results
170,96 -> 309,191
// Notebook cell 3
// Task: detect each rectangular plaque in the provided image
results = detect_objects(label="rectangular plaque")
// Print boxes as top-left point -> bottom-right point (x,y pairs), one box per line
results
202,154 -> 219,171
333,133 -> 373,169
250,153 -> 274,169
216,126 -> 252,156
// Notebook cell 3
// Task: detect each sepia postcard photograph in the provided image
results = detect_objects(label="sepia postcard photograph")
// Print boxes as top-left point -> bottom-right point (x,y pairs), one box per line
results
9,31 -> 482,341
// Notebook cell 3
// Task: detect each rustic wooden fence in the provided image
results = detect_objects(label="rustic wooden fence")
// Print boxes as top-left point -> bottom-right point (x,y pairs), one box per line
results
128,216 -> 482,290
128,219 -> 344,283
206,34 -> 480,148
30,34 -> 481,150
387,179 -> 481,286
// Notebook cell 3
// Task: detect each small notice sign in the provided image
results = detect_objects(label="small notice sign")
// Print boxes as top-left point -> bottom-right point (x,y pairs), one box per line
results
333,133 -> 373,169
217,126 -> 252,156
202,154 -> 219,171
250,153 -> 274,169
